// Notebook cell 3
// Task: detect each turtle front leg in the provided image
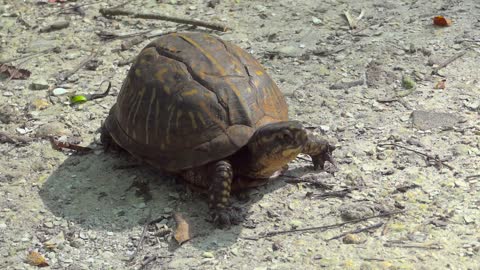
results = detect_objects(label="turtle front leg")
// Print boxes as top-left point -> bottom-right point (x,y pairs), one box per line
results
208,160 -> 243,227
302,133 -> 336,170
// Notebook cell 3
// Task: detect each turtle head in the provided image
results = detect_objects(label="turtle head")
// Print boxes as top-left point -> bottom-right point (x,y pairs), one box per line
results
242,121 -> 307,178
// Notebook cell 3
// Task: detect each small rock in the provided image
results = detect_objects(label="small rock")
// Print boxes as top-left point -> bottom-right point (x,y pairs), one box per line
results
0,104 -> 20,124
290,220 -> 303,228
334,54 -> 346,62
463,100 -> 479,111
454,179 -> 469,188
342,234 -> 363,244
411,110 -> 460,130
3,91 -> 13,97
402,75 -> 416,89
463,215 -> 475,224
339,203 -> 375,220
44,222 -> 54,228
79,232 -> 88,240
70,238 -> 84,248
274,46 -> 303,58
272,240 -> 282,251
16,127 -> 31,134
30,79 -> 49,90
452,144 -> 470,156
44,231 -> 65,249
319,125 -> 330,132
35,122 -> 72,138
312,16 -> 322,25
26,39 -> 58,53
52,88 -> 68,96
202,251 -> 214,258
427,55 -> 443,66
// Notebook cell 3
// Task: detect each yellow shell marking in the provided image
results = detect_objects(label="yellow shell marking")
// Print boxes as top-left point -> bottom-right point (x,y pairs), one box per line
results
196,112 -> 206,127
155,68 -> 169,81
182,89 -> 198,97
131,87 -> 146,124
188,112 -> 197,129
135,68 -> 142,77
163,85 -> 171,95
175,110 -> 183,129
144,88 -> 156,144
255,70 -> 264,76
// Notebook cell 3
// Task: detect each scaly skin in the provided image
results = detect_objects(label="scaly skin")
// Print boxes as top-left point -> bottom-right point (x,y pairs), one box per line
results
182,121 -> 335,227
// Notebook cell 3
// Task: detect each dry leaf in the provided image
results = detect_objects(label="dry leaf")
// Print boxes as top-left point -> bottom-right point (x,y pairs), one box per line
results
27,251 -> 49,267
31,99 -> 50,110
433,16 -> 452,27
434,79 -> 446,89
173,213 -> 192,245
0,64 -> 31,80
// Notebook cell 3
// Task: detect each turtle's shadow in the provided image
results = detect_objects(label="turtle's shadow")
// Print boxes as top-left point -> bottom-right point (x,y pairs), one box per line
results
39,147 -> 315,249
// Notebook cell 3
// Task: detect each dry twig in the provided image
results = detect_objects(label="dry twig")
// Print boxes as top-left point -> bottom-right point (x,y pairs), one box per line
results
0,47 -> 60,64
378,143 -> 455,171
466,174 -> 480,180
326,221 -> 384,241
243,209 -> 405,240
432,51 -> 467,76
99,8 -> 229,32
128,211 -> 152,262
57,50 -> 100,82
343,10 -> 356,29
384,241 -> 443,250
0,131 -> 33,145
283,175 -> 333,190
49,137 -> 92,154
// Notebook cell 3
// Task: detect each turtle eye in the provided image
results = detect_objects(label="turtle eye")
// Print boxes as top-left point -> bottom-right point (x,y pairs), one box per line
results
279,129 -> 293,141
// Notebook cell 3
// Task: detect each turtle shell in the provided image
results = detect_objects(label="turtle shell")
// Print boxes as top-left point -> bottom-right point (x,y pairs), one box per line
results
105,32 -> 288,171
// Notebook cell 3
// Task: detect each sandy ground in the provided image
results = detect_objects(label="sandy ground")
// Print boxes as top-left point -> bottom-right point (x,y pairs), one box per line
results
1,0 -> 479,269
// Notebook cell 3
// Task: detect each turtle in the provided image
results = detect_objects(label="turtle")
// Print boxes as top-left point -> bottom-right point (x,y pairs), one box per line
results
101,32 -> 336,226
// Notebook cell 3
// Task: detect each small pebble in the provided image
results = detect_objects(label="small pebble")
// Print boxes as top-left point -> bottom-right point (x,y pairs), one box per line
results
342,234 -> 363,244
312,16 -> 322,25
3,91 -> 13,97
52,87 -> 68,96
202,251 -> 214,258
290,220 -> 303,228
44,222 -> 54,228
30,79 -> 49,90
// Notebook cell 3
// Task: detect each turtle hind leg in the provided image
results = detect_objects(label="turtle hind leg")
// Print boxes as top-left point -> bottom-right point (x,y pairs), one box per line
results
302,133 -> 336,170
208,160 -> 244,227
100,123 -> 123,153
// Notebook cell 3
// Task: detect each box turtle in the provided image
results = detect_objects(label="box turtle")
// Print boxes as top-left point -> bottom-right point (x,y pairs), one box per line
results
102,32 -> 335,226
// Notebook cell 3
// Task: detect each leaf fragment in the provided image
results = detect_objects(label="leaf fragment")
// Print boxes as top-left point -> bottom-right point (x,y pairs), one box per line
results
433,16 -> 452,27
173,213 -> 192,245
434,79 -> 446,89
0,64 -> 31,80
27,251 -> 49,267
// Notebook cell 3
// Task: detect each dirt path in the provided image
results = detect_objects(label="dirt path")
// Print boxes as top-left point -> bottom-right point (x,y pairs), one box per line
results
1,0 -> 479,269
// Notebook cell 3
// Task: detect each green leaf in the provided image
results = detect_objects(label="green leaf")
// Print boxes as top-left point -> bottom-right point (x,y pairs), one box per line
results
70,95 -> 88,104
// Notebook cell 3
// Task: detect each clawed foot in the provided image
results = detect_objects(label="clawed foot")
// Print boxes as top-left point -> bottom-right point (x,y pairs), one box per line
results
210,206 -> 244,228
310,143 -> 337,171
